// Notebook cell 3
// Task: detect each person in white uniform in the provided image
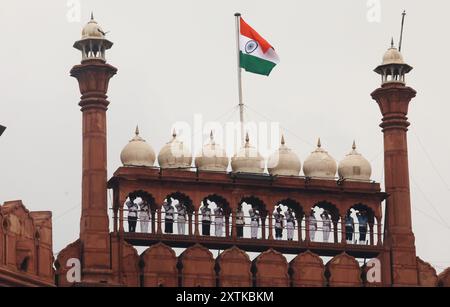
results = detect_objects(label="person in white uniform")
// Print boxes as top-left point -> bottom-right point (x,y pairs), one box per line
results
273,207 -> 284,240
163,200 -> 175,234
321,210 -> 331,242
309,211 -> 317,241
214,206 -> 224,237
249,207 -> 260,239
126,198 -> 138,233
176,202 -> 187,235
285,208 -> 295,241
201,203 -> 212,236
139,200 -> 150,233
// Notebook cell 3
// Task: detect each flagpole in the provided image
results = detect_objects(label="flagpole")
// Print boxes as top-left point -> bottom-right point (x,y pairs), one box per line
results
398,10 -> 406,52
235,12 -> 245,145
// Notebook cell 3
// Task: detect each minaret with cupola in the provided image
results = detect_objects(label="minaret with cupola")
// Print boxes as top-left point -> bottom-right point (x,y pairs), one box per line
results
371,40 -> 418,286
71,14 -> 117,283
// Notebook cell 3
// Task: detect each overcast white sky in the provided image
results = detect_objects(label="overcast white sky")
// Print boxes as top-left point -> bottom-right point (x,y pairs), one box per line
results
1,0 -> 450,273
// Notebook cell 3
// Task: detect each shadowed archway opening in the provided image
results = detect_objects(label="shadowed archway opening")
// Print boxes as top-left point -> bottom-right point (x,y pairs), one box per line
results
199,194 -> 232,238
274,198 -> 304,241
308,201 -> 340,243
346,203 -> 377,245
163,192 -> 194,235
239,196 -> 268,240
121,190 -> 157,234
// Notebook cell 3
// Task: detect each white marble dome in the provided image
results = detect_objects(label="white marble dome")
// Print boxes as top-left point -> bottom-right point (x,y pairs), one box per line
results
267,135 -> 301,176
338,141 -> 372,181
120,126 -> 155,167
302,139 -> 337,179
195,132 -> 229,172
231,133 -> 265,174
158,130 -> 193,169
81,13 -> 106,39
382,45 -> 405,65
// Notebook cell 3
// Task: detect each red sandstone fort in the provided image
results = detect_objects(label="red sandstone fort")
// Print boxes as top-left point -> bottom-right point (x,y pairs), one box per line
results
0,15 -> 449,287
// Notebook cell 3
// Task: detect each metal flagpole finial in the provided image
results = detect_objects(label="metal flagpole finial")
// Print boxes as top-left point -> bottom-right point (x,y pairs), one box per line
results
234,12 -> 241,17
399,10 -> 407,52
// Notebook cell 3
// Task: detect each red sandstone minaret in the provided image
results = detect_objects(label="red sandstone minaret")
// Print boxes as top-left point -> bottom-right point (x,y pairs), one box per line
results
71,14 -> 117,282
371,40 -> 418,286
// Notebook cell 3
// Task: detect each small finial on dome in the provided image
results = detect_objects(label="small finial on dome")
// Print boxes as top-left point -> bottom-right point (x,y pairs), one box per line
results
135,125 -> 140,136
90,12 -> 94,21
245,132 -> 250,143
352,140 -> 356,150
172,129 -> 177,139
209,130 -> 216,145
391,37 -> 394,48
317,138 -> 321,148
281,134 -> 285,145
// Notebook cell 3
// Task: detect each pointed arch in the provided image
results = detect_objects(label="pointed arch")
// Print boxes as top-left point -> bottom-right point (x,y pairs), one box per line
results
253,248 -> 289,287
290,250 -> 325,287
179,244 -> 215,287
326,252 -> 362,287
217,246 -> 252,287
141,242 -> 178,287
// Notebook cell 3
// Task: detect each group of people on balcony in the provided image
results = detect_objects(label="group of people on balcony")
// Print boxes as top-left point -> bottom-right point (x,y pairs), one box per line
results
345,210 -> 369,244
124,198 -> 371,245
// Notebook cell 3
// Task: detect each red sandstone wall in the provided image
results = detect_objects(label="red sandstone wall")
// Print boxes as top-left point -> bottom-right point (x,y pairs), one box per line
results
290,251 -> 325,287
416,257 -> 438,287
179,244 -> 215,287
0,201 -> 54,286
253,249 -> 289,287
326,252 -> 362,287
141,243 -> 178,287
217,246 -> 252,287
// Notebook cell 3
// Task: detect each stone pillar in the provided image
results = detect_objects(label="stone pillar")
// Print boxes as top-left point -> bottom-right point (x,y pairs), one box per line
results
225,215 -> 230,237
377,220 -> 382,246
372,82 -> 418,286
151,211 -> 156,233
188,214 -> 193,236
297,217 -> 302,242
71,58 -> 117,281
261,215 -> 266,240
333,220 -> 338,243
340,216 -> 346,244
194,210 -> 200,236
369,223 -> 374,246
157,207 -> 162,234
305,215 -> 310,243
268,214 -> 274,240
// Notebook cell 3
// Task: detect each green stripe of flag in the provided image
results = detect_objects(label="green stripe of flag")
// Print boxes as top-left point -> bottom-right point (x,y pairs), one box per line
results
239,51 -> 277,76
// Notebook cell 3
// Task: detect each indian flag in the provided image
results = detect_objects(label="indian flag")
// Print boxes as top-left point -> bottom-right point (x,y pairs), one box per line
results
239,17 -> 280,76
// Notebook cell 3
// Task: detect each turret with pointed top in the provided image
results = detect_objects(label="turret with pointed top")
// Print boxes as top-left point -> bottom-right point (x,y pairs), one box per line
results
303,138 -> 336,179
195,131 -> 229,172
231,133 -> 264,174
268,135 -> 301,176
371,12 -> 418,286
374,39 -> 412,85
74,13 -> 113,62
68,13 -> 118,283
121,126 -> 156,167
